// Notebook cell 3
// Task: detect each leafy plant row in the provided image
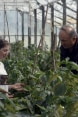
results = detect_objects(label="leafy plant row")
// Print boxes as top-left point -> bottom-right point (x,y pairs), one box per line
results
1,41 -> 78,117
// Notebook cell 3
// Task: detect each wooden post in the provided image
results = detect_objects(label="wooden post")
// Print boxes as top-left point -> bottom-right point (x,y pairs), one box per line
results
51,4 -> 55,70
22,12 -> 24,45
41,5 -> 45,49
62,0 -> 66,25
28,2 -> 31,47
76,0 -> 78,32
4,4 -> 5,39
34,9 -> 37,47
16,10 -> 18,42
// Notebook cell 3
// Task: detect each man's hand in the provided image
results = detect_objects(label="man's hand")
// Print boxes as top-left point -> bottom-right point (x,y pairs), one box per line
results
9,83 -> 24,91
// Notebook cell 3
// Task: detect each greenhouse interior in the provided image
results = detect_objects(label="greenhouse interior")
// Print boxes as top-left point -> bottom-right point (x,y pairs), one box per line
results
0,0 -> 78,117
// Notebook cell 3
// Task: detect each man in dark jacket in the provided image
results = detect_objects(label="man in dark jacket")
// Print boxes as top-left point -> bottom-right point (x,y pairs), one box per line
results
59,25 -> 78,74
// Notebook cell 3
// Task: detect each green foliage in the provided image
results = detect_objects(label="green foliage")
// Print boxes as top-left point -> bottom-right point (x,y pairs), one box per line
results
0,92 -> 16,116
2,41 -> 78,117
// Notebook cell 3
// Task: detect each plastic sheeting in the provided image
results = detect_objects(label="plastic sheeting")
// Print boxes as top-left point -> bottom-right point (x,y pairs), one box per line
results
0,0 -> 76,27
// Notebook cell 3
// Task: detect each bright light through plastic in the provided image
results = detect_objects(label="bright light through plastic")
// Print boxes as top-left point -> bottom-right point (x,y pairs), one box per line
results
37,0 -> 59,5
48,0 -> 59,2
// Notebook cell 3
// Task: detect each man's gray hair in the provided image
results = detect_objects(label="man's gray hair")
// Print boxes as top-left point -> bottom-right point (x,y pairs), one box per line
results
60,25 -> 78,39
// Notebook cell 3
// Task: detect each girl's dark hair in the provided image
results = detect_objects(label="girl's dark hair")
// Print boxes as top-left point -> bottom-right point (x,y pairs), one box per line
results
0,75 -> 8,85
0,36 -> 9,49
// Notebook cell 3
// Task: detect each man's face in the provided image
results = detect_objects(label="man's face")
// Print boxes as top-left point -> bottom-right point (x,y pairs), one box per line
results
0,45 -> 10,60
59,30 -> 76,49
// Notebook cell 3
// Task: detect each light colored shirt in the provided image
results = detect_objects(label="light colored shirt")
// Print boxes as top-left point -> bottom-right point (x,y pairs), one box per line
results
0,85 -> 8,92
0,62 -> 7,75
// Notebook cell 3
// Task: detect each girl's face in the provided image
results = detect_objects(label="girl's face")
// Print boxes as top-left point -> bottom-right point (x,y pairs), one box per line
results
0,45 -> 10,60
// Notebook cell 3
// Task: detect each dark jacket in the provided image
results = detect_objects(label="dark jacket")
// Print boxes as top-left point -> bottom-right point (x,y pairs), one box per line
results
60,40 -> 78,74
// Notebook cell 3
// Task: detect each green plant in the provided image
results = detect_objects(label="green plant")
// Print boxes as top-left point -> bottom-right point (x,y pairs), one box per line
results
2,42 -> 78,117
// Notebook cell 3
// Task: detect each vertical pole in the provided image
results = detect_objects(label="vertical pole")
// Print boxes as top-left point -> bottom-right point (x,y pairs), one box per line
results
22,12 -> 24,45
76,0 -> 78,32
4,4 -> 5,39
51,4 -> 55,70
5,10 -> 10,42
16,10 -> 18,42
62,0 -> 66,25
34,9 -> 37,47
51,4 -> 54,51
41,5 -> 45,49
28,1 -> 31,47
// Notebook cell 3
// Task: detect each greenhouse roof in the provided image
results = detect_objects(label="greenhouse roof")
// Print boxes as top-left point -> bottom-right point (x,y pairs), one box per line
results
0,0 -> 77,28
